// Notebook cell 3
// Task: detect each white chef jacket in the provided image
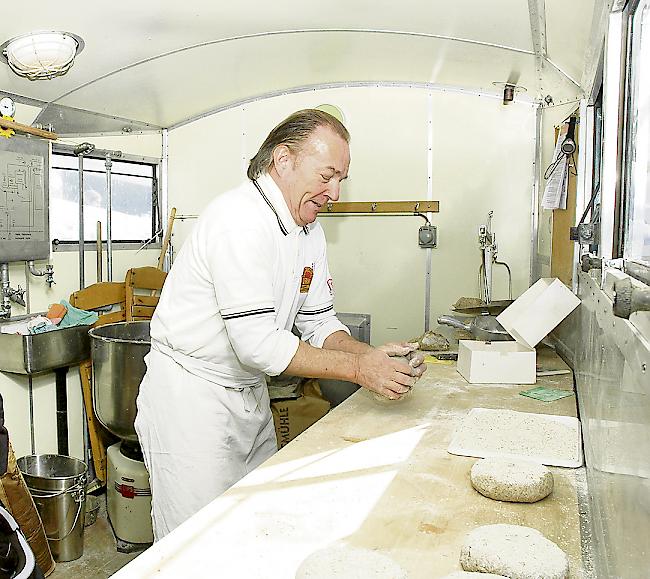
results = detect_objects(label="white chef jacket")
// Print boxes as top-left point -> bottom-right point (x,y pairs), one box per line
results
135,173 -> 349,539
150,172 -> 349,382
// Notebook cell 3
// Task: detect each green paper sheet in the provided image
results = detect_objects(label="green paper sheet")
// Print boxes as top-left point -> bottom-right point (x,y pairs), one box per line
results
519,386 -> 574,402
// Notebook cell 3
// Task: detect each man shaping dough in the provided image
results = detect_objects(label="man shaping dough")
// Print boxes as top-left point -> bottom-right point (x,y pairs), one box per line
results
135,109 -> 426,539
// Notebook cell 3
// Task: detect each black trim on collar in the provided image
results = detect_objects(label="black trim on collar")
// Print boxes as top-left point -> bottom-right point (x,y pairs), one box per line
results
252,179 -> 288,236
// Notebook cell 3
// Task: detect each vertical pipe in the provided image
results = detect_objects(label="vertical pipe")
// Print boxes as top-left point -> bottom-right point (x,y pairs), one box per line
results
78,153 -> 85,289
54,367 -> 69,456
424,92 -> 434,332
105,154 -> 113,282
24,261 -> 35,455
96,221 -> 103,283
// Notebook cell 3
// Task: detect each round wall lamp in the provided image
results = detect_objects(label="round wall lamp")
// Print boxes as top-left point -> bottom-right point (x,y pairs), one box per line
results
0,31 -> 85,81
492,82 -> 527,105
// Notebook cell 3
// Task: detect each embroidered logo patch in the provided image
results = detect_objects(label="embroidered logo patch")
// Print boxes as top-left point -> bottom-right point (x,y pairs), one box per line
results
300,267 -> 314,293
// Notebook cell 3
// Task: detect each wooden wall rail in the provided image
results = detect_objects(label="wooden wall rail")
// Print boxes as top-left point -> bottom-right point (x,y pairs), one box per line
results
319,201 -> 439,214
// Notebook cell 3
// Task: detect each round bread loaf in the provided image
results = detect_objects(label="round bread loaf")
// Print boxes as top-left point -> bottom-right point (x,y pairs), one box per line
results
460,524 -> 569,579
470,458 -> 553,503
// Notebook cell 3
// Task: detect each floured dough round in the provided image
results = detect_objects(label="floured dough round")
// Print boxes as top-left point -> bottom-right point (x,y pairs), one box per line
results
460,524 -> 569,579
372,356 -> 412,403
416,331 -> 450,351
295,544 -> 407,578
470,458 -> 553,503
442,572 -> 507,579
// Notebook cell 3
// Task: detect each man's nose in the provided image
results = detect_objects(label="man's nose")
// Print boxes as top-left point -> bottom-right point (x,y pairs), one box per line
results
327,179 -> 341,202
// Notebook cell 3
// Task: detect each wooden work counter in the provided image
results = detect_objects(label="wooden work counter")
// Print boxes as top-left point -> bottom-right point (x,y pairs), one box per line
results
114,349 -> 587,578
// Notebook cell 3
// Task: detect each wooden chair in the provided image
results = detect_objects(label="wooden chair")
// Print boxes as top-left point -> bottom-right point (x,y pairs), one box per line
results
69,281 -> 127,327
125,266 -> 167,321
69,282 -> 127,485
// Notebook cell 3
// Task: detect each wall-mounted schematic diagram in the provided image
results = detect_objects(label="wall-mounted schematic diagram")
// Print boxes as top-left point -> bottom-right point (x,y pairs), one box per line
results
0,151 -> 45,241
0,137 -> 50,263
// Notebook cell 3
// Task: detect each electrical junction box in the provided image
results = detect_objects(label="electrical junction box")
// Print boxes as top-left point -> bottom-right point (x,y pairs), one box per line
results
457,278 -> 581,384
419,225 -> 437,248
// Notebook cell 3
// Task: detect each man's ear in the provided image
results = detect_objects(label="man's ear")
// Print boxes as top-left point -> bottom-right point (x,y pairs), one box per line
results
272,144 -> 293,176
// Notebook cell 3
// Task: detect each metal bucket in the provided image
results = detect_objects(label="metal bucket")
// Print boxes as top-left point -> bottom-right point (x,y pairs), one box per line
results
89,321 -> 151,441
17,455 -> 87,562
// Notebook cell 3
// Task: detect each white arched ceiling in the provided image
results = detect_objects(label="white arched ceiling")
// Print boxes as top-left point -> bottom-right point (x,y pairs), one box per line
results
0,0 -> 602,133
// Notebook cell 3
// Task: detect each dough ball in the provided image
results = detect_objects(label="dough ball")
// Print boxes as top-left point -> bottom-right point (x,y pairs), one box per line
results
295,544 -> 407,578
412,331 -> 450,351
373,356 -> 413,404
442,573 -> 507,579
470,458 -> 553,503
460,524 -> 569,579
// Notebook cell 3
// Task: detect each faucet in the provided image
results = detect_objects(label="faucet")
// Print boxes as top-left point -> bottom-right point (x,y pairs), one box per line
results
1,263 -> 25,318
27,261 -> 55,286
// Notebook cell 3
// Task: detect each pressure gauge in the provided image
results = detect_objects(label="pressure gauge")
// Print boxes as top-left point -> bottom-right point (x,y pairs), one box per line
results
0,97 -> 16,117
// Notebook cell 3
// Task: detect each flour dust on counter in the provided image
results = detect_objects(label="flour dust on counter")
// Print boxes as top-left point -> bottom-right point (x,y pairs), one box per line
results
441,572 -> 508,578
460,524 -> 569,579
470,458 -> 554,503
295,544 -> 407,578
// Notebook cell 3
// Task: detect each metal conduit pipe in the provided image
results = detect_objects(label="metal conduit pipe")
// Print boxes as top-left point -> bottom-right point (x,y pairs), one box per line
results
105,154 -> 113,281
73,142 -> 95,290
1,263 -> 26,317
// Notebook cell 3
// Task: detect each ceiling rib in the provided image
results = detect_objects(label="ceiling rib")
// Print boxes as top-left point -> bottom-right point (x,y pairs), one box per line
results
169,80 -> 537,131
529,0 -> 548,99
50,28 -> 535,105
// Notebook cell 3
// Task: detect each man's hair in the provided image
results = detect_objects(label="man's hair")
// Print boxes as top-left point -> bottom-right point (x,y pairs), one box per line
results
247,109 -> 350,180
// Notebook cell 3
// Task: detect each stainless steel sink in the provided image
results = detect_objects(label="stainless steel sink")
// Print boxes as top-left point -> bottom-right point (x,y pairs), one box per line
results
0,314 -> 91,375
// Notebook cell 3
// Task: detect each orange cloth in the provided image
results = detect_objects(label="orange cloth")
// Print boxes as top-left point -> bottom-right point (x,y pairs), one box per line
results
45,303 -> 67,325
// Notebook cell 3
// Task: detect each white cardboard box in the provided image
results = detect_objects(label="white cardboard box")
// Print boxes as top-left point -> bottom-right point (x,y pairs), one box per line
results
456,278 -> 581,384
457,341 -> 537,384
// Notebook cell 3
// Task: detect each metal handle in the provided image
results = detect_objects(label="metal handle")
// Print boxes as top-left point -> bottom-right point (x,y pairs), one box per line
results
437,315 -> 471,331
31,478 -> 85,542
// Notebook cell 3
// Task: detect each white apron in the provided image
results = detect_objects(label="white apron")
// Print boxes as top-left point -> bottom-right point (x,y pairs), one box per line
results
134,341 -> 277,540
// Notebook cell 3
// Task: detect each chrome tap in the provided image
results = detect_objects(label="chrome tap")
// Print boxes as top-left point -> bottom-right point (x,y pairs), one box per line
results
1,263 -> 25,318
27,261 -> 55,286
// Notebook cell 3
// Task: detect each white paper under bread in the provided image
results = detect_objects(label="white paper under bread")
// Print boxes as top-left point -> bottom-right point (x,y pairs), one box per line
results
448,407 -> 583,468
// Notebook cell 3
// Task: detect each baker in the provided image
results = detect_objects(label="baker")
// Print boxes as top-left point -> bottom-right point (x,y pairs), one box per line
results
135,109 -> 426,539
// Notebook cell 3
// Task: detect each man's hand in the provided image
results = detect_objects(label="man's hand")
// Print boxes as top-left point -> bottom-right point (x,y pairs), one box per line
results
354,348 -> 416,400
377,341 -> 419,357
378,342 -> 427,382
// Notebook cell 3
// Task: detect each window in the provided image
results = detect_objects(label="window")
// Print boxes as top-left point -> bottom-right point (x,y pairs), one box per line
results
50,150 -> 160,246
625,0 -> 650,263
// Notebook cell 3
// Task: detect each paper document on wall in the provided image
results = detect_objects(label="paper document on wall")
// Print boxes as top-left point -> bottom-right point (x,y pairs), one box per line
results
541,134 -> 569,210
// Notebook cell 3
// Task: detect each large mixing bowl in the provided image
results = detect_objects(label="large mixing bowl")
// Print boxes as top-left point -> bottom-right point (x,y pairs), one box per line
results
89,321 -> 150,442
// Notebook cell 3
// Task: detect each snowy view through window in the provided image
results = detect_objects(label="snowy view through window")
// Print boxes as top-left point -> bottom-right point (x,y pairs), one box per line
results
50,154 -> 156,243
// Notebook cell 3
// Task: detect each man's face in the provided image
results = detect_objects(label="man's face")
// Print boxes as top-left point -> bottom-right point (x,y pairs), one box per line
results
276,126 -> 350,226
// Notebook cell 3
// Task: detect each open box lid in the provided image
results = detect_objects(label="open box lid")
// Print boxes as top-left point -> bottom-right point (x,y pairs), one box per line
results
496,278 -> 581,349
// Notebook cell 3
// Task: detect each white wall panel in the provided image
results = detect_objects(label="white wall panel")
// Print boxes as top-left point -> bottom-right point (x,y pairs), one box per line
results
167,86 -> 535,346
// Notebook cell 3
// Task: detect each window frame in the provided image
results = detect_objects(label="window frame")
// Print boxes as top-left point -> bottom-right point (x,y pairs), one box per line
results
49,143 -> 162,251
622,0 -> 650,267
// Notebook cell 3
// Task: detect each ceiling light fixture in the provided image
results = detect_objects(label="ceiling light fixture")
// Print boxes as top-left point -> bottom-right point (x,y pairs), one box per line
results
0,31 -> 84,81
492,81 -> 527,105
